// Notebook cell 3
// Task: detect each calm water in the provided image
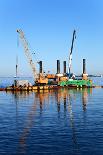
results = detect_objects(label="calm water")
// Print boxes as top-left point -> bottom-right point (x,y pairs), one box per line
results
0,78 -> 103,154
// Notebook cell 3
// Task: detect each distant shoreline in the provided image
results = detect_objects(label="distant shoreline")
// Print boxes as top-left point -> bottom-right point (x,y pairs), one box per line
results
76,75 -> 102,77
0,75 -> 102,78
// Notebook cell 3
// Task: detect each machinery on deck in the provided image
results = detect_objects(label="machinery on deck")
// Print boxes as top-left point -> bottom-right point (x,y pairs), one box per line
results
17,29 -> 48,85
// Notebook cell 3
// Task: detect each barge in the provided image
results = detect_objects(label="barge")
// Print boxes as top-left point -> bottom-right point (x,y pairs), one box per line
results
0,79 -> 93,92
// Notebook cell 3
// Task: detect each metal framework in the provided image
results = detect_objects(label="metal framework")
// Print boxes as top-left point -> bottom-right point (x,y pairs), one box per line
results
68,30 -> 76,77
17,29 -> 38,80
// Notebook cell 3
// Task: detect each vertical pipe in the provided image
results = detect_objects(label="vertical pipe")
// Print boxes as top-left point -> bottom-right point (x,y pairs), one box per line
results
83,59 -> 86,74
16,55 -> 18,77
57,60 -> 60,74
16,65 -> 17,77
39,61 -> 42,73
14,80 -> 17,87
63,61 -> 66,74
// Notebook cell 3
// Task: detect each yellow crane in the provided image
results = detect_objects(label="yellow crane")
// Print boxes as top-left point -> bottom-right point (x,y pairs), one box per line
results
17,29 -> 48,85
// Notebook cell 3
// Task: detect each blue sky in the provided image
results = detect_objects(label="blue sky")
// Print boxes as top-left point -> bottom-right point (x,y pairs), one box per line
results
0,0 -> 103,76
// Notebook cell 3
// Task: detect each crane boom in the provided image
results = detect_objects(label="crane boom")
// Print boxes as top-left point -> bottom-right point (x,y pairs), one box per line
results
68,30 -> 76,77
17,29 -> 38,79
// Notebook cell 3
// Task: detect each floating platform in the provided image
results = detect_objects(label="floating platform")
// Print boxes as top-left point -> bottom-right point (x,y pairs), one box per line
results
0,85 -> 103,92
0,79 -> 102,92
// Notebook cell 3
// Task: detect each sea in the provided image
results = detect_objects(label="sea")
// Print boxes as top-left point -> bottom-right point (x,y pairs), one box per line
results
0,77 -> 103,155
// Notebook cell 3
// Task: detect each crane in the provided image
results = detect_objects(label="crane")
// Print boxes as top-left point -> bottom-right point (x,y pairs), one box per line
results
17,29 -> 48,85
17,29 -> 38,80
68,30 -> 76,78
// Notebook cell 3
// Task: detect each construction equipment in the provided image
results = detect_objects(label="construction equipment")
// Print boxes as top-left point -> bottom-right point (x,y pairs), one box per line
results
17,29 -> 48,85
68,30 -> 76,78
58,79 -> 92,87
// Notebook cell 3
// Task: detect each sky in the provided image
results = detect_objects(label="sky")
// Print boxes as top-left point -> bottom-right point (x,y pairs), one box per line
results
0,0 -> 103,76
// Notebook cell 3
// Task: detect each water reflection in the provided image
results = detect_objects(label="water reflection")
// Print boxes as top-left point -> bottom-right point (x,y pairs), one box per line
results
6,88 -> 92,154
67,94 -> 77,149
35,91 -> 49,113
7,91 -> 36,153
82,88 -> 92,111
19,102 -> 36,153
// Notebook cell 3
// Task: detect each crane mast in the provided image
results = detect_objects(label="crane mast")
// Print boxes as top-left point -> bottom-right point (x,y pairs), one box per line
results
17,29 -> 38,80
